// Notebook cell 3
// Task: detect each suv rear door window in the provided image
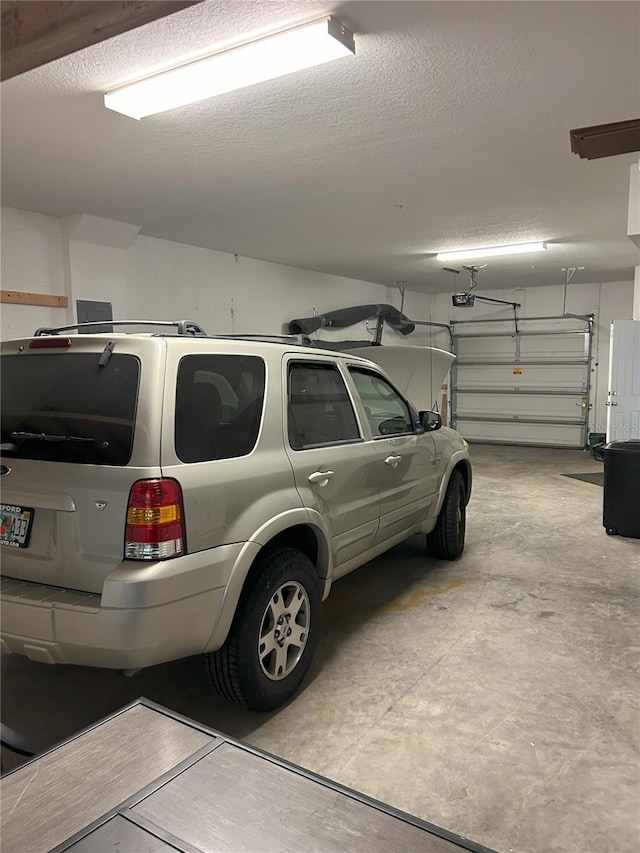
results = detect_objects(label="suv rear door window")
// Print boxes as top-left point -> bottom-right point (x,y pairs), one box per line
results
349,368 -> 415,437
0,353 -> 140,465
288,362 -> 361,450
175,355 -> 265,463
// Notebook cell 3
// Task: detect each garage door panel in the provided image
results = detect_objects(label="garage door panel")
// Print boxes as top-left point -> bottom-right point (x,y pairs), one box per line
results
451,316 -> 593,448
456,335 -> 586,361
456,392 -> 581,419
457,418 -> 583,447
455,363 -> 586,390
520,335 -> 587,359
453,317 -> 587,335
456,337 -> 519,358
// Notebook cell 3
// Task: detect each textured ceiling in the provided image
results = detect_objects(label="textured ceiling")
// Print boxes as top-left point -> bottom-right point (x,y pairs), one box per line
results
1,0 -> 639,293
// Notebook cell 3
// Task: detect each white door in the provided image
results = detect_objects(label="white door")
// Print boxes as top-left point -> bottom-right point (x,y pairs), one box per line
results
606,320 -> 640,441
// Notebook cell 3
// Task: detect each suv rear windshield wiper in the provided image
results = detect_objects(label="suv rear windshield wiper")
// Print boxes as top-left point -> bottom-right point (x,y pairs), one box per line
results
10,431 -> 96,444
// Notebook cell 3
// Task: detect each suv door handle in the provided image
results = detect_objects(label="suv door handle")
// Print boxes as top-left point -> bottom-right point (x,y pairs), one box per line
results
384,454 -> 402,468
308,470 -> 334,485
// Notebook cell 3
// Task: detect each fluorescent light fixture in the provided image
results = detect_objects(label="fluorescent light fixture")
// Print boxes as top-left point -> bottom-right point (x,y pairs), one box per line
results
436,242 -> 548,262
104,16 -> 355,120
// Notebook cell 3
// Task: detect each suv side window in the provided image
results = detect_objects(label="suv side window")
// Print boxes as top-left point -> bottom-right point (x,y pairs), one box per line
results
349,368 -> 415,437
194,368 -> 238,419
175,355 -> 265,463
288,362 -> 361,450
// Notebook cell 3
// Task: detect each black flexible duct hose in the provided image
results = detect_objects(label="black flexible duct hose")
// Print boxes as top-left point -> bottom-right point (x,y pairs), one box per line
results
288,304 -> 415,336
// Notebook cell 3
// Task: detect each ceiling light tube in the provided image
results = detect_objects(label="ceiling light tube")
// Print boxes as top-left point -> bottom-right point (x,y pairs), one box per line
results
104,16 -> 355,120
436,242 -> 548,262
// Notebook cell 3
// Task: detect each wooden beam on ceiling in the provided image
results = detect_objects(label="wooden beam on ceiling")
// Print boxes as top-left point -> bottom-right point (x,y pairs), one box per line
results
570,118 -> 640,160
1,1 -> 202,81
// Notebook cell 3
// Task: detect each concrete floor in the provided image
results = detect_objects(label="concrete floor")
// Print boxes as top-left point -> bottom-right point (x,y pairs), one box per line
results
2,445 -> 638,853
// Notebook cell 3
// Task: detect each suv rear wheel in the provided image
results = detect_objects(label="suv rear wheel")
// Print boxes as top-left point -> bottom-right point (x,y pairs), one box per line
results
426,469 -> 466,560
206,547 -> 321,711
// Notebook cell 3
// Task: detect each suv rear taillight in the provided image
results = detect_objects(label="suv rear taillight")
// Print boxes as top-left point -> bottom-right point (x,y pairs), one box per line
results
125,479 -> 185,560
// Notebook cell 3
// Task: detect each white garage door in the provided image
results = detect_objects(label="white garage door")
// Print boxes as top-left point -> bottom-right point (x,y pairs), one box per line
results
450,315 -> 594,448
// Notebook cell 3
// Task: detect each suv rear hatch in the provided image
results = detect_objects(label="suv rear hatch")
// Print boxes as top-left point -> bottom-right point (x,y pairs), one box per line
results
349,345 -> 455,412
0,335 -> 166,593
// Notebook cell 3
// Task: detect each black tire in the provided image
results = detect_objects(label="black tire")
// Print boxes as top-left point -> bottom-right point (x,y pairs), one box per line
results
426,469 -> 466,560
206,547 -> 321,711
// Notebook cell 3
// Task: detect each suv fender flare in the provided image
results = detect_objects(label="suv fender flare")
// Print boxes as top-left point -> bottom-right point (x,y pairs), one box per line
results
204,508 -> 332,652
418,452 -> 471,535
436,453 -> 472,515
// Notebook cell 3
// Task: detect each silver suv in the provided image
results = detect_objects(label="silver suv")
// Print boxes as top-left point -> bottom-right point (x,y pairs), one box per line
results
0,321 -> 471,710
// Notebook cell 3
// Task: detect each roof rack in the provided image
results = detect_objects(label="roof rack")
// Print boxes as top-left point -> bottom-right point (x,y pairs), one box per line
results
33,320 -> 207,337
206,333 -> 314,346
31,323 -> 327,349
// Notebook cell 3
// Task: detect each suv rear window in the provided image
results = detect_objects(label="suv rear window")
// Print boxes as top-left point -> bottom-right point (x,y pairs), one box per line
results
0,353 -> 140,465
175,355 -> 265,463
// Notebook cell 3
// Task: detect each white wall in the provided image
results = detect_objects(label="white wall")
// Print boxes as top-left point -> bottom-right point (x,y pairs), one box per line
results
124,235 -> 432,345
67,241 -> 130,322
429,280 -> 635,435
0,208 -> 71,338
1,206 -> 428,347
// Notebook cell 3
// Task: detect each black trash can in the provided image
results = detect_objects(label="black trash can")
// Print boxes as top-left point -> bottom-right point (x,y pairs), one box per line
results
603,439 -> 640,538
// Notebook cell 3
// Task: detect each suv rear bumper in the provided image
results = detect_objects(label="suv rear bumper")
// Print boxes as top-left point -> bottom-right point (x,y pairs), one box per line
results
0,542 -> 254,668
0,576 -> 223,668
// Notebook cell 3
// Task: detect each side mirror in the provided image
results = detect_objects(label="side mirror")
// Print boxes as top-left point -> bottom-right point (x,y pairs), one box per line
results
419,411 -> 442,431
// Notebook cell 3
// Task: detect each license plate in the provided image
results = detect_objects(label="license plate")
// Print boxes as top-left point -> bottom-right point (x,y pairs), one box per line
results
0,504 -> 34,548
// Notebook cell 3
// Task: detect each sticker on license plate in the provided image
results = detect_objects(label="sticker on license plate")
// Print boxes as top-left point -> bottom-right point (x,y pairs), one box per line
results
0,504 -> 34,548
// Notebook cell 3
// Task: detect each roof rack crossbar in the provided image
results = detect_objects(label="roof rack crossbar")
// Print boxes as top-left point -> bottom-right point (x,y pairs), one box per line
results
204,333 -> 313,345
33,320 -> 207,337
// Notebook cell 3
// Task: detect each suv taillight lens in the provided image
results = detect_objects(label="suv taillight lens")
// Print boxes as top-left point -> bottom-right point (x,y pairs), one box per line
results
125,479 -> 185,560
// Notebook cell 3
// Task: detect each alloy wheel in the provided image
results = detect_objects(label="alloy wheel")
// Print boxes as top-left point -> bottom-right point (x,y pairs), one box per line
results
257,581 -> 310,681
